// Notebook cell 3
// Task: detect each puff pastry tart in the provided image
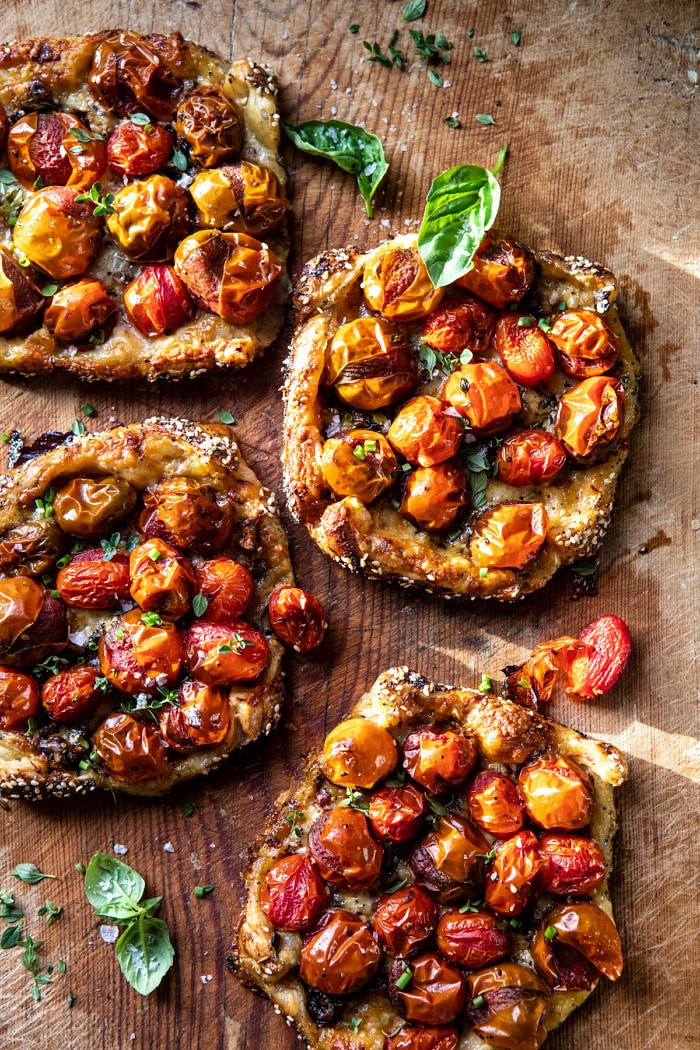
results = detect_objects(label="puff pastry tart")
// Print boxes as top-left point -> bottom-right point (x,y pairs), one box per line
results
0,31 -> 288,380
0,418 -> 306,799
283,234 -> 640,600
233,667 -> 627,1050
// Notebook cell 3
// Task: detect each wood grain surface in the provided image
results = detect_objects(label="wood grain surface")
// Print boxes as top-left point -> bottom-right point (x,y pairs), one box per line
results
0,1 -> 697,1048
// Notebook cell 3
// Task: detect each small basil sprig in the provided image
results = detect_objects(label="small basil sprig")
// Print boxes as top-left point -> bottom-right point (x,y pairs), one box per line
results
417,144 -> 508,288
283,119 -> 388,218
84,853 -> 174,995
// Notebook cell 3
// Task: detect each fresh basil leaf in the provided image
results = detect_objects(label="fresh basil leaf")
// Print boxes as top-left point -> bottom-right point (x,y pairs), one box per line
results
283,119 -> 388,218
139,896 -> 163,916
84,853 -> 144,921
402,0 -> 426,21
115,916 -> 174,996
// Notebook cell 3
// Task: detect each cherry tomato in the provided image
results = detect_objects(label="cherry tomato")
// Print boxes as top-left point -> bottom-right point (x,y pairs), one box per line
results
299,909 -> 381,995
436,908 -> 513,968
189,161 -> 286,237
400,463 -> 468,532
531,902 -> 623,990
56,548 -> 130,609
467,963 -> 548,1050
129,538 -> 195,619
402,727 -> 476,794
107,119 -> 173,177
0,520 -> 66,577
388,396 -> 462,467
549,309 -> 620,378
98,609 -> 183,694
484,830 -> 543,916
260,854 -> 327,931
0,666 -> 40,730
53,476 -> 137,539
267,586 -> 328,653
0,580 -> 66,668
93,711 -> 169,782
495,314 -> 556,386
496,430 -> 567,487
139,477 -> 233,553
386,1027 -> 458,1050
443,361 -> 521,434
369,784 -> 426,842
174,230 -> 281,324
389,951 -> 466,1025
175,86 -> 243,168
124,264 -> 195,337
409,814 -> 489,902
158,678 -> 230,752
566,615 -> 632,698
518,755 -> 593,830
308,806 -> 383,890
456,236 -> 535,309
421,293 -> 496,355
467,771 -> 525,836
470,501 -> 548,571
41,665 -> 103,724
107,175 -> 190,261
553,376 -> 624,462
44,278 -> 117,344
363,246 -> 444,322
185,620 -> 269,685
321,429 -> 399,503
327,317 -> 419,411
539,833 -> 606,896
7,111 -> 107,191
321,718 -> 398,789
373,884 -> 439,956
0,246 -> 44,336
88,31 -> 182,120
194,558 -> 253,622
13,187 -> 103,279
505,635 -> 585,708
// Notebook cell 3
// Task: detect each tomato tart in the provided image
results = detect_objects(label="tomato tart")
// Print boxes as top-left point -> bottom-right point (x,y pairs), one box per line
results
0,31 -> 288,380
283,233 -> 640,599
0,418 -> 329,800
233,666 -> 627,1049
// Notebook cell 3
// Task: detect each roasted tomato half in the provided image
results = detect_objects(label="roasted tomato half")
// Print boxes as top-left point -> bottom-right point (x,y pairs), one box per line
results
403,726 -> 476,794
518,755 -> 593,830
107,118 -> 174,178
443,361 -> 521,434
0,246 -> 45,336
496,430 -> 567,487
566,615 -> 632,698
56,548 -> 130,609
308,806 -> 383,890
189,161 -> 286,237
506,635 -> 587,708
129,538 -> 195,619
0,666 -> 40,730
93,711 -> 169,782
389,951 -> 466,1025
327,316 -> 419,411
467,963 -> 548,1050
267,586 -> 328,653
495,314 -> 556,387
107,175 -> 190,261
7,112 -> 107,191
0,577 -> 67,666
456,236 -> 536,310
175,87 -> 243,168
321,429 -> 399,503
363,246 -> 444,322
467,771 -> 525,837
409,814 -> 488,902
299,909 -> 381,995
373,884 -> 438,957
470,501 -> 549,571
388,396 -> 462,467
185,620 -> 269,686
41,665 -> 103,724
437,908 -> 513,968
549,309 -> 620,378
44,278 -> 117,344
0,520 -> 67,577
158,678 -> 230,752
531,902 -> 623,990
139,477 -> 232,553
400,462 -> 468,532
98,609 -> 183,694
553,376 -> 624,462
88,31 -> 182,121
539,833 -> 606,896
123,263 -> 196,337
321,717 -> 398,789
53,476 -> 138,539
386,1026 -> 459,1050
484,830 -> 543,916
422,293 -> 496,355
13,187 -> 103,279
369,784 -> 426,842
194,558 -> 253,622
174,230 -> 281,323
261,854 -> 327,931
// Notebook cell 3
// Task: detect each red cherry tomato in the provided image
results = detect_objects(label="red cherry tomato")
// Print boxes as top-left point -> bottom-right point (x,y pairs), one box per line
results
41,665 -> 103,723
55,548 -> 130,609
565,615 -> 631,698
98,609 -> 184,695
308,806 -> 383,890
123,264 -> 196,337
267,586 -> 328,653
185,620 -> 269,685
553,376 -> 624,462
0,666 -> 40,730
299,909 -> 382,995
386,1027 -> 459,1050
495,314 -> 556,386
484,830 -> 543,916
107,119 -> 173,177
157,679 -> 230,752
373,884 -> 439,956
260,854 -> 327,931
495,430 -> 567,487
518,755 -> 593,830
402,726 -> 476,794
456,236 -> 535,309
409,814 -> 489,903
539,833 -> 606,896
421,293 -> 496,356
436,907 -> 513,968
368,784 -> 427,842
389,951 -> 466,1025
194,558 -> 254,622
92,712 -> 169,782
467,771 -> 525,836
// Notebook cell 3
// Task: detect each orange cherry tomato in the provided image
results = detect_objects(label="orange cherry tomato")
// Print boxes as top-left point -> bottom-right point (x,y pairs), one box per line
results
470,501 -> 548,571
185,620 -> 269,685
553,376 -> 624,462
496,429 -> 567,487
41,665 -> 103,724
0,580 -> 66,668
107,175 -> 191,261
174,230 -> 281,324
175,86 -> 243,168
549,309 -> 620,378
261,854 -> 327,931
400,462 -> 468,532
421,293 -> 496,355
158,678 -> 230,752
456,236 -> 535,309
484,830 -> 543,916
13,187 -> 103,279
467,963 -> 548,1050
467,771 -> 525,836
267,586 -> 328,653
194,558 -> 254,622
88,31 -> 182,121
443,361 -> 521,434
98,609 -> 184,695
93,711 -> 169,782
403,726 -> 476,794
531,902 -> 623,990
565,615 -> 632,698
386,1026 -> 458,1050
44,278 -> 117,344
0,666 -> 40,730
124,264 -> 196,337
518,755 -> 593,830
0,519 -> 67,577
389,951 -> 466,1025
363,246 -> 444,322
327,316 -> 419,411
299,909 -> 381,995
388,396 -> 463,467
129,538 -> 195,619
321,429 -> 399,503
7,111 -> 106,191
495,314 -> 556,387
53,476 -> 137,539
409,814 -> 489,903
107,119 -> 173,177
56,549 -> 130,609
0,245 -> 44,336
189,161 -> 286,238
321,717 -> 398,789
373,884 -> 439,956
308,806 -> 383,890
369,784 -> 427,842
436,908 -> 513,968
539,833 -> 606,896
139,477 -> 233,553
505,635 -> 586,708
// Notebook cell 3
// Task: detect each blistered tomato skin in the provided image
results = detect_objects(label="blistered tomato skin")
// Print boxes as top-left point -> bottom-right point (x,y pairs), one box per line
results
549,309 -> 620,378
403,727 -> 477,794
93,711 -> 169,782
0,666 -> 40,730
386,1026 -> 459,1050
518,755 -> 594,830
456,235 -> 536,310
308,806 -> 383,890
400,462 -> 468,532
373,884 -> 439,956
328,316 -> 419,411
539,833 -> 606,896
98,609 -> 184,695
553,376 -> 625,462
409,814 -> 489,902
107,119 -> 173,177
443,361 -> 521,434
13,187 -> 104,279
436,908 -> 513,968
422,293 -> 496,355
0,581 -> 67,668
139,477 -> 233,553
321,429 -> 399,503
124,263 -> 196,337
569,615 -> 632,698
44,278 -> 117,343
174,230 -> 281,324
321,717 -> 398,789
299,909 -> 381,995
88,31 -> 182,121
0,520 -> 67,577
496,430 -> 567,487
129,538 -> 195,619
495,314 -> 556,387
0,246 -> 45,336
7,111 -> 107,191
532,902 -> 623,990
175,87 -> 244,168
389,951 -> 466,1025
470,501 -> 549,571
484,830 -> 543,916
363,246 -> 444,322
260,855 -> 327,931
41,665 -> 103,724
467,963 -> 549,1050
268,586 -> 328,653
387,396 -> 462,467
467,771 -> 525,836
53,476 -> 138,538
107,175 -> 191,261
158,678 -> 230,752
189,161 -> 286,237
185,620 -> 269,685
193,558 -> 253,622
56,548 -> 130,609
369,784 -> 426,842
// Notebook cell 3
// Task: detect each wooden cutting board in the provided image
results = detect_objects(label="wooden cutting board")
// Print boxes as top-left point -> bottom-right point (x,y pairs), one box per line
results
0,1 -> 697,1047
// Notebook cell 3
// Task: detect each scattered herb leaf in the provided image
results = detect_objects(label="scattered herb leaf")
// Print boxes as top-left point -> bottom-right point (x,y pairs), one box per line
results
402,0 -> 426,20
11,865 -> 56,885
